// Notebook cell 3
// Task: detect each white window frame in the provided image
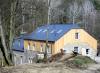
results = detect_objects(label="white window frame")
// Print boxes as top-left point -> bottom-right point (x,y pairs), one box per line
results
27,44 -> 30,50
47,45 -> 52,54
40,44 -> 43,52
20,56 -> 23,64
75,32 -> 79,39
32,44 -> 35,51
86,49 -> 89,54
29,58 -> 32,64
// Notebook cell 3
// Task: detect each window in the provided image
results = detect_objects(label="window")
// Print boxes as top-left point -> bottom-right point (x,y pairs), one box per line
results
40,44 -> 43,52
20,56 -> 23,64
75,33 -> 79,39
86,49 -> 89,54
28,42 -> 30,50
29,58 -> 32,64
47,45 -> 52,54
33,44 -> 35,51
74,47 -> 78,53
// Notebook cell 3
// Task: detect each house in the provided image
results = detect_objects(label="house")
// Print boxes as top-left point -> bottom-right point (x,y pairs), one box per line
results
12,24 -> 97,65
24,24 -> 97,60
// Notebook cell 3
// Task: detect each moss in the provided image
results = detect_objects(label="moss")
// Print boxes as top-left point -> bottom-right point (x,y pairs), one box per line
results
66,56 -> 95,69
74,56 -> 95,64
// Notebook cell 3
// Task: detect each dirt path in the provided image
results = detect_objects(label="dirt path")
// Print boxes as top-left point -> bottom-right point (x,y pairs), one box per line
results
0,63 -> 100,73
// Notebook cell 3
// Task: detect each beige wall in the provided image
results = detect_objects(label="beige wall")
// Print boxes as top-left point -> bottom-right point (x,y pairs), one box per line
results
24,40 -> 55,54
54,29 -> 97,54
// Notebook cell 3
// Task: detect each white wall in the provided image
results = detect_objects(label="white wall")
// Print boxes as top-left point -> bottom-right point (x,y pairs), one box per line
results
63,42 -> 97,59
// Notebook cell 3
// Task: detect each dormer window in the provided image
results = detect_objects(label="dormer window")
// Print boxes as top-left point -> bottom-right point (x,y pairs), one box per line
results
75,32 -> 79,39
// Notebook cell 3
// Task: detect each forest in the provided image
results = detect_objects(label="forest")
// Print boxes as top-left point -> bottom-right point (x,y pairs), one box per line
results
0,0 -> 100,65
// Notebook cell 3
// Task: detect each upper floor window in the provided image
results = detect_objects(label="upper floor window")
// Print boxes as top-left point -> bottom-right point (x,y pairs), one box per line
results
40,44 -> 44,52
75,33 -> 79,39
28,42 -> 30,50
33,44 -> 35,51
47,45 -> 52,54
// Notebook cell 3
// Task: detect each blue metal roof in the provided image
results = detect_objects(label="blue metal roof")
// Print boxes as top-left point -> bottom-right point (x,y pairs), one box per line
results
12,24 -> 79,52
25,23 -> 80,41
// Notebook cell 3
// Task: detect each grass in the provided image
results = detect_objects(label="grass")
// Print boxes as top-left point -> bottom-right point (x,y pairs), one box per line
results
66,55 -> 96,69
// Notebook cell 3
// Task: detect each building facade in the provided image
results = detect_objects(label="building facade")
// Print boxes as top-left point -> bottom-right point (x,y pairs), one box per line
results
12,24 -> 97,65
24,24 -> 97,59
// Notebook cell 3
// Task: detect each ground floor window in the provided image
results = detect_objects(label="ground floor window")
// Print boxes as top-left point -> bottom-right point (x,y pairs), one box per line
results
47,45 -> 52,54
29,58 -> 33,64
86,49 -> 89,54
74,47 -> 78,53
20,56 -> 23,64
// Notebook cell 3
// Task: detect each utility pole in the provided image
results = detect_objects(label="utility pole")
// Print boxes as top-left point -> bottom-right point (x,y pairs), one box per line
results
44,0 -> 51,61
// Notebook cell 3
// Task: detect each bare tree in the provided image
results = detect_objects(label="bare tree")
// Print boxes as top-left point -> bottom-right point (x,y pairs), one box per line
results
0,0 -> 18,65
0,9 -> 11,65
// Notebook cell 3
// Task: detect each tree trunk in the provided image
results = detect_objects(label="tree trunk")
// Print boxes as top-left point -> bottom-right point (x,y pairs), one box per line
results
0,25 -> 11,65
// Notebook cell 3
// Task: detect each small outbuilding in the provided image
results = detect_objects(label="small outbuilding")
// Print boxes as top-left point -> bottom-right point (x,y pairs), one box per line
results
12,34 -> 38,65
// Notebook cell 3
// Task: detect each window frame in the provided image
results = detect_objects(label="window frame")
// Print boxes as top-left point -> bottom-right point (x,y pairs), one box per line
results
75,32 -> 79,39
86,49 -> 89,54
32,43 -> 35,51
47,45 -> 52,54
28,42 -> 30,50
74,47 -> 78,53
40,44 -> 44,52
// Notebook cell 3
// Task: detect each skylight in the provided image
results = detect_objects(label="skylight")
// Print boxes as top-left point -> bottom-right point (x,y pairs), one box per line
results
43,29 -> 47,32
38,29 -> 42,32
50,30 -> 55,33
57,30 -> 63,34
